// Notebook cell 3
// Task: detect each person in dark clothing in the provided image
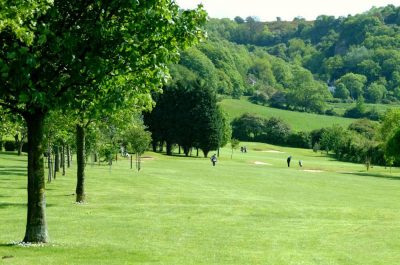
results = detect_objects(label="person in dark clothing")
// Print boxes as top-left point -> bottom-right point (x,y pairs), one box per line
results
287,156 -> 292,167
211,154 -> 217,166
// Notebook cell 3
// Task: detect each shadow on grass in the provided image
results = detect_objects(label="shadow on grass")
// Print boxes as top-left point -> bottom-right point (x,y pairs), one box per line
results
0,202 -> 55,209
161,153 -> 205,159
342,172 -> 400,181
0,202 -> 26,209
0,170 -> 26,177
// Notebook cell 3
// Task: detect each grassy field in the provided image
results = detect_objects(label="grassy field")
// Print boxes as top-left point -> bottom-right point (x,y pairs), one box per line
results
327,102 -> 400,116
1,145 -> 400,265
219,98 -> 356,131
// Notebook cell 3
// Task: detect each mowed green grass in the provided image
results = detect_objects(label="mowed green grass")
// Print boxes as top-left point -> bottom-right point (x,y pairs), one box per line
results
327,102 -> 400,116
219,98 -> 357,131
1,144 -> 400,265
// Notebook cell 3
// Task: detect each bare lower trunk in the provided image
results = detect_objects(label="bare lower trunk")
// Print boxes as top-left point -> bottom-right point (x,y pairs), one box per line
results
166,142 -> 172,156
54,146 -> 60,172
62,145 -> 66,176
66,145 -> 71,168
23,111 -> 49,243
76,124 -> 86,203
130,154 -> 133,169
47,145 -> 52,183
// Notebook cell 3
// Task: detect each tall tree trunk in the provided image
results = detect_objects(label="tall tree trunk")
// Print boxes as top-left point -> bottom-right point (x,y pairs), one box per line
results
66,145 -> 71,168
47,145 -> 52,183
183,146 -> 190,157
62,145 -> 66,176
152,141 -> 157,152
18,141 -> 24,156
166,141 -> 172,156
53,146 -> 59,180
137,153 -> 141,171
54,146 -> 60,172
130,154 -> 133,169
23,111 -> 49,243
76,124 -> 86,203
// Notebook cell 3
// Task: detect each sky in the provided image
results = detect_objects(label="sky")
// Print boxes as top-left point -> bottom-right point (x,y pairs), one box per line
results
175,0 -> 400,21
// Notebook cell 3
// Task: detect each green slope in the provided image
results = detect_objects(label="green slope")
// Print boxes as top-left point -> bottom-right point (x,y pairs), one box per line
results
220,98 -> 357,131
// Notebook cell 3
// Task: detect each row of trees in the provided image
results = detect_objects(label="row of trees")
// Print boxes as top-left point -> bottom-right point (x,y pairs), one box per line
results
0,0 -> 206,243
144,78 -> 231,157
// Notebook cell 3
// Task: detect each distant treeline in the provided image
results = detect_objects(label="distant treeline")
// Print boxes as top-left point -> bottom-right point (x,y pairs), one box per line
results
170,5 -> 400,115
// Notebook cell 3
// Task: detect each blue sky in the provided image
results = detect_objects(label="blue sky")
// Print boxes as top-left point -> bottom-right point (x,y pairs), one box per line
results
175,0 -> 400,21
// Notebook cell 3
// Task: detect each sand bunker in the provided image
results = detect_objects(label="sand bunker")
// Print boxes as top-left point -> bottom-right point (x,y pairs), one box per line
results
261,150 -> 284,153
141,156 -> 155,160
254,161 -> 272,165
303,169 -> 324,173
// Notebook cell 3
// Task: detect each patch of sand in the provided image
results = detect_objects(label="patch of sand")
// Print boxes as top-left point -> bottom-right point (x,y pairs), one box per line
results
141,156 -> 155,160
261,150 -> 284,153
303,169 -> 324,173
254,161 -> 272,165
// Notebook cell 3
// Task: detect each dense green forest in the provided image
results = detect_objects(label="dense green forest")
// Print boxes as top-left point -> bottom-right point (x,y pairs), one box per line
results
170,4 -> 400,117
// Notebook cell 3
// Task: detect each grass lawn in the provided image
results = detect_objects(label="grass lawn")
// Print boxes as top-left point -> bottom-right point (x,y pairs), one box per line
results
327,102 -> 400,116
1,144 -> 400,265
219,98 -> 356,131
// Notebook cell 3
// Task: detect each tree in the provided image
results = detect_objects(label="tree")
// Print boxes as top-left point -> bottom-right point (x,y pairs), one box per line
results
335,73 -> 367,100
333,83 -> 350,100
230,139 -> 240,159
320,125 -> 345,154
385,128 -> 400,164
231,114 -> 265,141
365,82 -> 387,103
0,0 -> 206,243
124,126 -> 151,171
379,109 -> 400,140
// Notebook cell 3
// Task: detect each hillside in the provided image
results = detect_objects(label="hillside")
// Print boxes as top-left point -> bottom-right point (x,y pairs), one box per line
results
220,98 -> 356,131
169,5 -> 400,120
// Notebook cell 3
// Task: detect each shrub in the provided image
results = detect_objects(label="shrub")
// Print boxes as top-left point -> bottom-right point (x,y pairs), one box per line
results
4,140 -> 16,151
287,131 -> 311,148
325,108 -> 338,116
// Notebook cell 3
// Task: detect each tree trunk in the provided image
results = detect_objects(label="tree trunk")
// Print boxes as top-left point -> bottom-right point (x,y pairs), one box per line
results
23,111 -> 49,243
54,146 -> 60,172
61,145 -> 66,176
53,153 -> 57,180
66,145 -> 71,168
183,146 -> 190,157
47,145 -> 52,183
166,141 -> 172,156
152,141 -> 157,152
137,153 -> 141,171
76,124 -> 86,203
203,149 -> 209,158
18,141 -> 24,156
130,154 -> 133,169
